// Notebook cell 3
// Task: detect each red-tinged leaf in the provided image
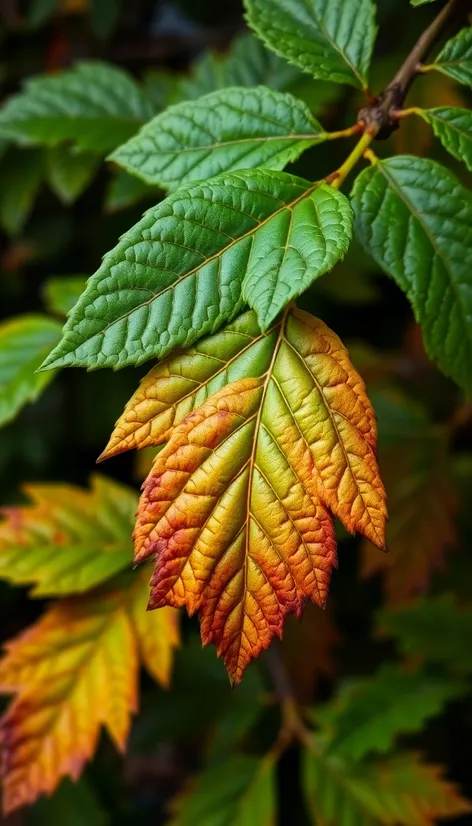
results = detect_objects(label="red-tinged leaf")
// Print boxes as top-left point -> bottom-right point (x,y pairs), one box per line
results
134,309 -> 386,683
0,475 -> 137,597
129,572 -> 180,688
0,570 -> 179,813
360,431 -> 456,604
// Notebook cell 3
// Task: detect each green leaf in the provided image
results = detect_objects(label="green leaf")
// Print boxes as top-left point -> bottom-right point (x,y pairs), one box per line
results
411,0 -> 439,5
244,0 -> 377,89
0,315 -> 61,428
40,169 -> 351,371
110,86 -> 327,191
0,62 -> 155,154
27,777 -> 109,826
105,170 -> 160,212
0,475 -> 136,597
46,145 -> 100,204
242,183 -> 352,329
90,0 -> 122,39
170,756 -> 276,826
27,0 -> 60,27
352,155 -> 472,394
0,147 -> 44,236
303,744 -> 471,826
432,27 -> 472,87
179,32 -> 302,99
43,275 -> 89,316
322,664 -> 465,761
378,594 -> 472,674
421,106 -> 472,171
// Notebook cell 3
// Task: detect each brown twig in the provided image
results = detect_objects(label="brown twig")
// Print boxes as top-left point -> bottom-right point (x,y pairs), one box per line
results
358,0 -> 470,138
265,641 -> 310,751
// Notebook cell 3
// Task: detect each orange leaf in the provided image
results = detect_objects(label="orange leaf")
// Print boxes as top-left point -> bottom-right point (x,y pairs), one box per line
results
0,570 -> 178,813
134,309 -> 386,683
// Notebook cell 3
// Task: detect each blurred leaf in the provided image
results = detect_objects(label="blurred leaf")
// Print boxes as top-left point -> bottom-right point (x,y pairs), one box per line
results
169,755 -> 276,826
0,567 -> 178,812
361,428 -> 457,604
0,147 -> 44,235
378,594 -> 472,674
131,634 -> 263,749
0,62 -> 155,154
0,314 -> 61,428
27,0 -> 60,28
205,699 -> 266,764
282,604 -> 339,703
27,777 -> 109,826
320,664 -> 465,761
43,275 -> 89,316
105,169 -> 160,212
46,145 -> 100,204
90,0 -> 122,38
303,744 -> 471,825
0,475 -> 136,597
411,0 -> 439,5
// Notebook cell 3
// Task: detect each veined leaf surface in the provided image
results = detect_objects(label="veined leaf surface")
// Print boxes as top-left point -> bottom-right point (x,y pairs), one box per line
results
431,28 -> 472,87
0,475 -> 136,597
134,309 -> 386,683
41,170 -> 352,371
110,86 -> 327,190
421,106 -> 472,171
352,155 -> 472,394
244,0 -> 377,89
100,311 -> 277,459
0,570 -> 179,812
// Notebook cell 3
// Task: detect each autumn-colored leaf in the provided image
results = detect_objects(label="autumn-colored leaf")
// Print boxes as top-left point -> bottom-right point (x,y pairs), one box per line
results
361,429 -> 456,604
133,308 -> 386,683
0,475 -> 137,597
0,570 -> 179,812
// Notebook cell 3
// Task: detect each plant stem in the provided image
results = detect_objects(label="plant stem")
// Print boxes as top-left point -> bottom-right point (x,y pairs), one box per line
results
327,131 -> 376,189
265,641 -> 309,750
326,123 -> 364,141
358,0 -> 470,137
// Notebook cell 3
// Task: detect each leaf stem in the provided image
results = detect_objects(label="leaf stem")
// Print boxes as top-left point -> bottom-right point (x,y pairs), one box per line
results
265,640 -> 310,753
325,123 -> 364,141
327,130 -> 376,190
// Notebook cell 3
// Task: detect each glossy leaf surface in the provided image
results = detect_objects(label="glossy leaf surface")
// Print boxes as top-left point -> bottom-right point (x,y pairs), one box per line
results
110,86 -> 326,190
134,309 -> 386,682
422,106 -> 472,171
41,170 -> 351,371
432,28 -> 472,87
245,0 -> 377,89
352,155 -> 472,394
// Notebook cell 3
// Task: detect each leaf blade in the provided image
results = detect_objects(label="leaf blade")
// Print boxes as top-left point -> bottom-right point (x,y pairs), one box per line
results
110,86 -> 326,190
352,155 -> 472,394
40,170 -> 351,371
422,106 -> 472,171
0,314 -> 61,428
432,27 -> 472,87
244,0 -> 377,89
